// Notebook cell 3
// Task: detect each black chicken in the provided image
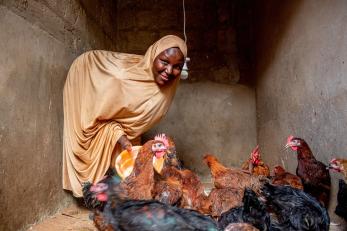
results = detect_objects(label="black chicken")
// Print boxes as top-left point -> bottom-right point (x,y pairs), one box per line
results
335,179 -> 347,221
262,183 -> 330,231
82,168 -> 117,210
218,188 -> 271,231
90,176 -> 219,231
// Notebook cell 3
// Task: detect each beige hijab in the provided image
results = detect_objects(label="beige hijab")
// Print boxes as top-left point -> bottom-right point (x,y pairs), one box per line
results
63,35 -> 187,197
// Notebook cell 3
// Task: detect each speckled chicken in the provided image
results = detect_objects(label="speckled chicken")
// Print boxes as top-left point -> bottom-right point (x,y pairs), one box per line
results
242,145 -> 270,177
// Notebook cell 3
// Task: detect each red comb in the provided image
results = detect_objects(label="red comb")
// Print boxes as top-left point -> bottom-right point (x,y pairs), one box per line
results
287,135 -> 294,143
154,133 -> 169,147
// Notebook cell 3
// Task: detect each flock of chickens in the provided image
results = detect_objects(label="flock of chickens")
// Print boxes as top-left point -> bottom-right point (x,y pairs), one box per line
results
82,134 -> 347,231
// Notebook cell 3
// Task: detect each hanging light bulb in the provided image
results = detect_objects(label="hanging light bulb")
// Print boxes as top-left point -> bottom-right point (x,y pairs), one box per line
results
181,0 -> 190,80
180,57 -> 190,80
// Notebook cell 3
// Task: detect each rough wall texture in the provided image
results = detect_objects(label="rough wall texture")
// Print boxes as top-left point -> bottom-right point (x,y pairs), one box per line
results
116,0 -> 251,84
116,0 -> 257,176
254,0 -> 347,224
144,82 -> 257,179
0,1 -> 117,230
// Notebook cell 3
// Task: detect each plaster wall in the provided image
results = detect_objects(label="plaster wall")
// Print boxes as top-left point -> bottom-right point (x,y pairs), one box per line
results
117,0 -> 257,176
254,0 -> 347,224
144,82 -> 257,179
0,1 -> 117,230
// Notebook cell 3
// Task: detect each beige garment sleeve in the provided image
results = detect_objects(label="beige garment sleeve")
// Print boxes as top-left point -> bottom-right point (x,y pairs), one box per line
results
63,119 -> 125,197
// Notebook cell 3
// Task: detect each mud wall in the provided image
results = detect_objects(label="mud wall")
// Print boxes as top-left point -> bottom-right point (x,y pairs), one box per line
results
0,1 -> 117,230
254,0 -> 347,224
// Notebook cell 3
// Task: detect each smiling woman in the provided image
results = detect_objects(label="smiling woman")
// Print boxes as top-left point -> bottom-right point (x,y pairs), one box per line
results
63,35 -> 187,197
152,47 -> 185,85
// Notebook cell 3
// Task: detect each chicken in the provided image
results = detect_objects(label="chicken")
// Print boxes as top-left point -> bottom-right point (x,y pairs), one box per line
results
203,154 -> 265,194
218,188 -> 271,231
242,145 -> 270,177
271,165 -> 303,190
151,134 -> 184,205
262,183 -> 330,231
90,176 -> 219,231
328,158 -> 347,221
119,138 -> 169,200
328,158 -> 347,180
335,179 -> 347,221
153,137 -> 208,212
152,175 -> 183,205
207,188 -> 243,217
163,134 -> 185,170
82,168 -> 118,210
285,136 -> 331,207
158,164 -> 209,213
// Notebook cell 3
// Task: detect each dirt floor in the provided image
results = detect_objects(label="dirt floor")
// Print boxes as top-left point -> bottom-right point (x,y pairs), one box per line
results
28,204 -> 96,231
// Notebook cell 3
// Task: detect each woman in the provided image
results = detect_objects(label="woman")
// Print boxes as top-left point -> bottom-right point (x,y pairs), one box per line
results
63,35 -> 187,197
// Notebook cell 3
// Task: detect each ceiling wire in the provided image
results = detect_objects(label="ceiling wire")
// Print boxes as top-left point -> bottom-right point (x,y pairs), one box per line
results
183,0 -> 187,44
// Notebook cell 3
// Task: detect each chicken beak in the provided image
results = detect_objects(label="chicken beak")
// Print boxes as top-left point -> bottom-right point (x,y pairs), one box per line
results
285,141 -> 294,149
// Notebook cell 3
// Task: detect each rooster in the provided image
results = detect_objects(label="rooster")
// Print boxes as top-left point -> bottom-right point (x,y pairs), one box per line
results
262,183 -> 330,231
203,154 -> 265,194
285,136 -> 331,207
90,176 -> 219,231
242,145 -> 270,177
328,158 -> 347,221
271,165 -> 303,190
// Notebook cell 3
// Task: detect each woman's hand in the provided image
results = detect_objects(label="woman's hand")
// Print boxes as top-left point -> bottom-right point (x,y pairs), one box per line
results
117,135 -> 132,153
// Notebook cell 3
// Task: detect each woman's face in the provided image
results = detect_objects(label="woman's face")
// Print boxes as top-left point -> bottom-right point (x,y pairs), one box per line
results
152,47 -> 184,86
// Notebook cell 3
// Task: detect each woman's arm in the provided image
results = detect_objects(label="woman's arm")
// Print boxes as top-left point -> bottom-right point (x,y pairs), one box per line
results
117,135 -> 132,152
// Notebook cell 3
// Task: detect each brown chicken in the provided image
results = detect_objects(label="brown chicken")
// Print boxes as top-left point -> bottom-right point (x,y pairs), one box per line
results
271,165 -> 303,190
152,176 -> 183,205
159,164 -> 209,213
207,188 -> 243,217
151,134 -> 184,205
154,134 -> 209,213
328,158 -> 347,180
241,145 -> 270,177
203,154 -> 264,194
286,135 -> 331,207
328,158 -> 347,221
119,139 -> 168,200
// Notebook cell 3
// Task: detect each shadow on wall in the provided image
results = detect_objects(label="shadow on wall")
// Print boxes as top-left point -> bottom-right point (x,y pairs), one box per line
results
253,0 -> 304,82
